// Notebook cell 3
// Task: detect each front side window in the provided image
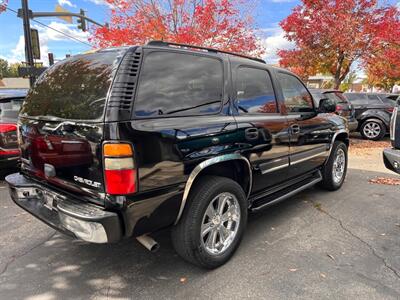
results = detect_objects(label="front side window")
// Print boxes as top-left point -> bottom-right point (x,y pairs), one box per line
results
134,51 -> 223,117
236,67 -> 277,113
278,73 -> 314,113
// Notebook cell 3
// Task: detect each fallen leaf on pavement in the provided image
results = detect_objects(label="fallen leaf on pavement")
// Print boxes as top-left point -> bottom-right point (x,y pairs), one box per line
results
369,177 -> 400,186
180,277 -> 187,283
327,254 -> 335,261
289,268 -> 298,272
320,273 -> 326,278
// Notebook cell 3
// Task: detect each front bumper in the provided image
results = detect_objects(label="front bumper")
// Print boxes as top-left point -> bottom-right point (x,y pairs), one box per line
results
383,148 -> 400,174
6,173 -> 122,243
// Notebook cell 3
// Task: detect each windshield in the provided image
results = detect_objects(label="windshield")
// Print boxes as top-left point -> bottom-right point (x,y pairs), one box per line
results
20,49 -> 125,121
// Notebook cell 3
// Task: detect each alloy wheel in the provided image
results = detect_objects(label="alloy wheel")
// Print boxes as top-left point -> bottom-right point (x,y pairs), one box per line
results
200,192 -> 241,255
363,121 -> 381,139
332,148 -> 346,184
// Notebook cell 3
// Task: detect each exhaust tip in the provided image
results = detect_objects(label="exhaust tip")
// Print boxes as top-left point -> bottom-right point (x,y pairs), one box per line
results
136,235 -> 159,253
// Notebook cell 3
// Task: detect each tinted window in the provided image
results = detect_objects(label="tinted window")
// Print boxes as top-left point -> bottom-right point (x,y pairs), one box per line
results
134,52 -> 223,117
236,67 -> 277,113
21,50 -> 123,120
0,98 -> 23,122
345,93 -> 368,105
279,73 -> 313,113
367,94 -> 382,104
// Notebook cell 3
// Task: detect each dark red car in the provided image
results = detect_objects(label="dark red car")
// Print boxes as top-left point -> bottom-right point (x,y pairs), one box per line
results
0,89 -> 27,172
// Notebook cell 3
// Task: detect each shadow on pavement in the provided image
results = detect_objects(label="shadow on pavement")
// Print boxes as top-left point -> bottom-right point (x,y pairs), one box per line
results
1,167 -> 399,299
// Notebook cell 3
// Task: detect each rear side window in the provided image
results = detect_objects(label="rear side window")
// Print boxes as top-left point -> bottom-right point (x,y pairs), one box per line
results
367,94 -> 382,104
21,50 -> 124,120
134,51 -> 223,117
345,93 -> 368,104
236,67 -> 277,113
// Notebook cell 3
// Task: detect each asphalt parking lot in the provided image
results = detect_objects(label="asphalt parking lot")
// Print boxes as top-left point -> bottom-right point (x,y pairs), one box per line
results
1,138 -> 399,300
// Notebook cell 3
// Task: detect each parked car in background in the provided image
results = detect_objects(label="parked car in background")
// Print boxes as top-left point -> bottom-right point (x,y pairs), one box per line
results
6,42 -> 349,269
0,89 -> 27,172
344,92 -> 395,140
310,89 -> 357,132
383,96 -> 400,174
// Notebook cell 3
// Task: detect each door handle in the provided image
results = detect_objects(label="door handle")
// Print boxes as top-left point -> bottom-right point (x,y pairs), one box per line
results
290,124 -> 300,134
245,128 -> 259,140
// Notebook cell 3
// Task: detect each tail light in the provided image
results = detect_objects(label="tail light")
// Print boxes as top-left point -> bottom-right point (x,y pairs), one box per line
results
103,143 -> 136,195
336,104 -> 344,111
386,107 -> 394,113
0,123 -> 20,156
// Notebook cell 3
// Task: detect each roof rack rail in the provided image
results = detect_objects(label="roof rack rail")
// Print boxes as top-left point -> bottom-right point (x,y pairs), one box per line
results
147,40 -> 266,64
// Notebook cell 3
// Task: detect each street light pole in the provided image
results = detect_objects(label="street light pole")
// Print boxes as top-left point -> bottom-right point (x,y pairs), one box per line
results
21,0 -> 35,87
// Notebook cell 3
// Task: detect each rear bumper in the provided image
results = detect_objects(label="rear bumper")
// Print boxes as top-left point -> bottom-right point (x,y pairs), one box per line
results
6,173 -> 122,243
383,148 -> 400,174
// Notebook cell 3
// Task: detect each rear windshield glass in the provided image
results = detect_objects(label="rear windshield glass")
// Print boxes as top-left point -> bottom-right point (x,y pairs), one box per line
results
20,49 -> 125,120
0,98 -> 23,123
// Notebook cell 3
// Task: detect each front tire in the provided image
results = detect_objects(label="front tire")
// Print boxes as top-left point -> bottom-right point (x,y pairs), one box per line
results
171,176 -> 247,269
319,141 -> 348,191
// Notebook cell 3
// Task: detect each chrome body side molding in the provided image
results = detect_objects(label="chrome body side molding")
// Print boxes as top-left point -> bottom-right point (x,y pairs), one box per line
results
175,153 -> 252,224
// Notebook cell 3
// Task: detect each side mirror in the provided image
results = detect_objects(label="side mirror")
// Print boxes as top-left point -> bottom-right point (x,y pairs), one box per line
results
318,98 -> 336,113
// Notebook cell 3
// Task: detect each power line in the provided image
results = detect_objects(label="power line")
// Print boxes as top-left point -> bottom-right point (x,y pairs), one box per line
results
5,6 -> 92,47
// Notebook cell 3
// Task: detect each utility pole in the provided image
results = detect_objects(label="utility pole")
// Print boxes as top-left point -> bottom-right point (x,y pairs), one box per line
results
21,0 -> 35,87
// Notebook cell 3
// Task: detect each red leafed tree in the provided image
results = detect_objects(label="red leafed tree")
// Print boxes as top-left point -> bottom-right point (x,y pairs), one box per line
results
0,0 -> 8,13
278,0 -> 400,89
91,0 -> 264,57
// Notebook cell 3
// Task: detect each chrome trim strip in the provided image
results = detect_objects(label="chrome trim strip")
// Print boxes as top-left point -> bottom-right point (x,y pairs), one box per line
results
291,150 -> 328,165
260,157 -> 289,174
175,153 -> 252,224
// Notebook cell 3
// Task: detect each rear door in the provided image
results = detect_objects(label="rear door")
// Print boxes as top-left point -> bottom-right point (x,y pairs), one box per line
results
345,93 -> 369,119
18,49 -> 126,204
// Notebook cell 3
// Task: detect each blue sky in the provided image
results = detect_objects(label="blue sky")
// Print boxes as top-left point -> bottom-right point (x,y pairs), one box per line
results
0,0 -> 399,66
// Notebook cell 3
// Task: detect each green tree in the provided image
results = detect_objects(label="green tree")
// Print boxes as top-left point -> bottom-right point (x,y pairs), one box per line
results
0,58 -> 8,79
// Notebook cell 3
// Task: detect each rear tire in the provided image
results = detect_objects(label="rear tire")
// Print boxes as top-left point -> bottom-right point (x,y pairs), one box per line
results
319,141 -> 348,191
360,119 -> 386,141
171,176 -> 247,269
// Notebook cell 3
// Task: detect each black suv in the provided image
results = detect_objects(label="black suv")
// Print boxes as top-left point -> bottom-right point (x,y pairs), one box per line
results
6,42 -> 349,268
310,89 -> 357,132
383,96 -> 400,174
344,92 -> 395,140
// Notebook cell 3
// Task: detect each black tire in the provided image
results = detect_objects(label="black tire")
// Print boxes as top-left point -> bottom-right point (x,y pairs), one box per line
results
319,141 -> 348,191
171,175 -> 247,269
360,119 -> 386,141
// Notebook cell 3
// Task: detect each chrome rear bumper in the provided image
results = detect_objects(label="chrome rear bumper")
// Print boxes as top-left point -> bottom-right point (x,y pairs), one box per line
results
6,173 -> 122,243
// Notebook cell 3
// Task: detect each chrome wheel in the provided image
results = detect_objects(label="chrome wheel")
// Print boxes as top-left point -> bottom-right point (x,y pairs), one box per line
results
363,121 -> 381,139
332,148 -> 346,184
201,192 -> 241,255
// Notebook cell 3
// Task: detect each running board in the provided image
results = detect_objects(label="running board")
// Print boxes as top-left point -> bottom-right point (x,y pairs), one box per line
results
250,171 -> 322,212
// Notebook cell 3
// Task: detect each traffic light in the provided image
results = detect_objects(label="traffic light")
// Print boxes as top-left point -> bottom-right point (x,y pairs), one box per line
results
77,9 -> 86,32
48,52 -> 54,66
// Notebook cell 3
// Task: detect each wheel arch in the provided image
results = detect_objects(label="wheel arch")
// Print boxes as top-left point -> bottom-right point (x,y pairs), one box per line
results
360,117 -> 388,130
174,154 -> 252,224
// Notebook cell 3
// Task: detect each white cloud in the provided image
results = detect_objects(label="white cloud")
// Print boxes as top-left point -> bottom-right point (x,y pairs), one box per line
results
258,26 -> 294,65
3,22 -> 90,66
58,0 -> 77,8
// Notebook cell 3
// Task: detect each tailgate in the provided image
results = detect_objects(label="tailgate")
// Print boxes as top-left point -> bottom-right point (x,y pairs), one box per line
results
19,117 -> 105,202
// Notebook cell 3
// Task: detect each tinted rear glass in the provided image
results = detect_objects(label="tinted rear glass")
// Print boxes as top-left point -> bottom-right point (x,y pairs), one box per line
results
21,49 -> 124,120
0,98 -> 23,122
134,51 -> 223,117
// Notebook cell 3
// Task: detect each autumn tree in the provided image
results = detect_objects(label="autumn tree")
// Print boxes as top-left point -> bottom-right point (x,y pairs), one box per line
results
91,0 -> 263,56
278,0 -> 400,89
